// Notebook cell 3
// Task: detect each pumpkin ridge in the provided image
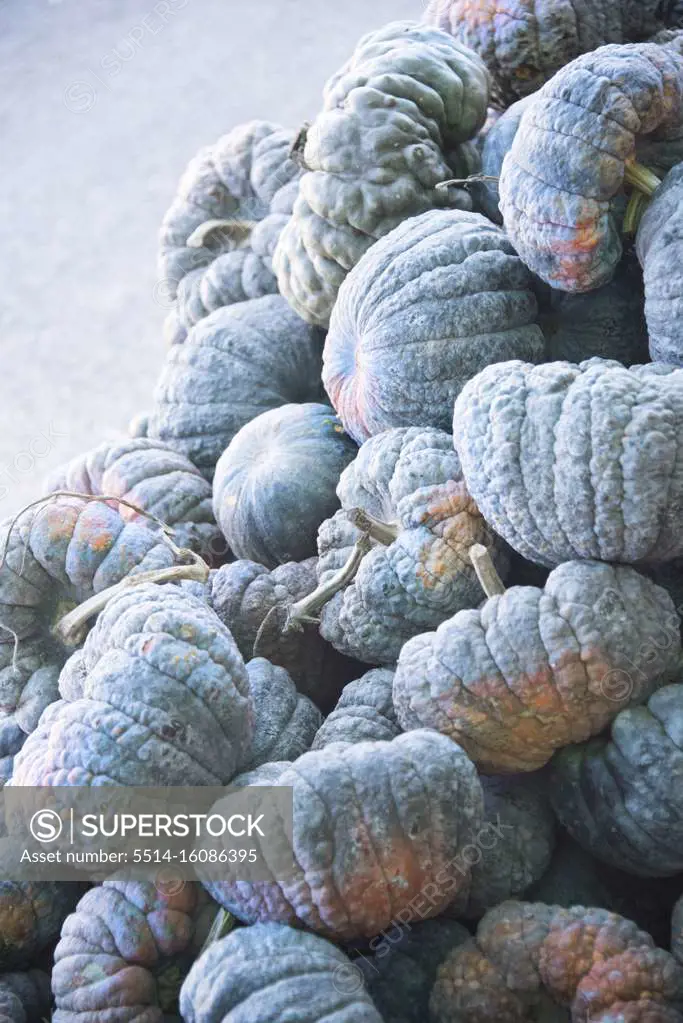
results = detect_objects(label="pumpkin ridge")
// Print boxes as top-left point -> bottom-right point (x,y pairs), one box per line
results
550,382 -> 580,557
518,380 -> 554,560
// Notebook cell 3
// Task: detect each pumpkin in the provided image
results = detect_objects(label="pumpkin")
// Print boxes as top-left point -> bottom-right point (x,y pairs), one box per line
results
158,121 -> 302,344
53,875 -> 214,1023
0,881 -> 82,970
273,20 -> 489,327
203,729 -> 484,941
498,43 -> 683,292
429,900 -> 683,1022
147,294 -> 325,478
0,638 -> 62,787
636,161 -> 683,364
393,555 -> 680,773
451,775 -> 555,919
311,668 -> 400,749
180,922 -> 384,1023
473,95 -> 533,223
10,582 -> 251,787
323,209 -> 544,444
212,403 -> 357,568
315,426 -> 509,665
527,834 -> 616,910
424,0 -> 677,106
242,657 -> 322,770
0,971 -> 50,1023
550,683 -> 683,877
208,557 -> 358,713
453,358 -> 683,567
356,919 -> 470,1023
673,894 -> 683,964
539,251 -> 649,365
42,436 -> 224,562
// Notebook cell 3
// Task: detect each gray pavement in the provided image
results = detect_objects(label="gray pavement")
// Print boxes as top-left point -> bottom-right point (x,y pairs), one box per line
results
0,0 -> 420,514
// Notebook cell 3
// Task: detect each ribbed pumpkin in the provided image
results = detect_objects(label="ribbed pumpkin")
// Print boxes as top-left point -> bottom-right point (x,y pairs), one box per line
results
323,210 -> 544,444
212,403 -> 357,568
158,120 -> 301,344
429,900 -> 683,1022
242,657 -> 322,770
0,881 -> 83,970
393,558 -> 680,773
147,295 -> 325,477
273,21 -> 489,327
0,970 -> 50,1023
637,160 -> 683,364
180,923 -> 384,1022
453,358 -> 683,567
204,729 -> 484,942
498,43 -> 683,292
53,876 -> 214,1023
311,668 -> 400,749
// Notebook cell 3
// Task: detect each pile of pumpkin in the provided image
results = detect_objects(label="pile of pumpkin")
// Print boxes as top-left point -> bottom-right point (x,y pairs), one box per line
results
6,2 -> 683,1020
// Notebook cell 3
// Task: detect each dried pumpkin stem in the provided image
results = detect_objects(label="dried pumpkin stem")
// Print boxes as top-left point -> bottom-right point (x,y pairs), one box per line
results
289,122 -> 311,170
623,161 -> 661,198
285,534 -> 373,633
347,508 -> 399,545
469,543 -> 505,599
186,219 -> 255,248
436,174 -> 499,191
198,907 -> 237,956
54,553 -> 210,647
623,190 -> 649,235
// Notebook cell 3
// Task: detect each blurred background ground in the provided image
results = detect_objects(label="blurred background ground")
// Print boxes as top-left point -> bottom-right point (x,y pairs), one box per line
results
0,0 -> 420,513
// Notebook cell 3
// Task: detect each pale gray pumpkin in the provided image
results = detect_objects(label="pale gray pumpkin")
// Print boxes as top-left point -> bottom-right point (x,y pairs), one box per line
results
242,658 -> 322,770
311,668 -> 399,749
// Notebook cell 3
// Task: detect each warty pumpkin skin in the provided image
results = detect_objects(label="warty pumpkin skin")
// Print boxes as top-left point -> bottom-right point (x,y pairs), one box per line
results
323,209 -> 545,444
158,120 -> 302,344
316,426 -> 509,666
180,922 -> 384,1023
212,403 -> 357,568
453,358 -> 683,567
393,559 -> 680,773
498,43 -> 683,293
273,20 -> 489,328
43,436 -> 222,560
0,638 -> 62,787
0,971 -> 50,1023
52,876 -> 214,1023
0,881 -> 83,971
147,294 -> 325,478
208,557 -> 358,713
473,95 -> 534,223
9,583 -> 252,787
203,729 -> 484,942
310,668 -> 400,749
424,0 -> 677,106
636,161 -> 683,365
356,918 -> 471,1023
242,657 -> 322,770
429,900 -> 683,1023
550,684 -> 683,878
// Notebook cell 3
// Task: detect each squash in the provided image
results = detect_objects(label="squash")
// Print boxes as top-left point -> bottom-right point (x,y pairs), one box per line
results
356,919 -> 470,1023
393,554 -> 680,773
550,683 -> 683,877
147,294 -> 326,478
323,209 -> 544,444
53,875 -> 214,1023
424,0 -> 677,105
473,95 -> 533,223
158,121 -> 302,344
311,668 -> 400,749
315,426 -> 508,665
242,657 -> 322,770
0,638 -> 62,787
453,358 -> 683,567
179,922 -> 384,1022
43,436 -> 224,563
10,583 -> 252,787
0,881 -> 83,970
273,21 -> 489,327
203,729 -> 484,941
212,403 -> 357,568
208,557 -> 358,712
0,971 -> 50,1023
636,161 -> 683,364
498,43 -> 683,292
429,900 -> 683,1022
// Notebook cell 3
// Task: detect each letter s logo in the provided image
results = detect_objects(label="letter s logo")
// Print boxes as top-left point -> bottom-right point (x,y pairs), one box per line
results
29,809 -> 63,843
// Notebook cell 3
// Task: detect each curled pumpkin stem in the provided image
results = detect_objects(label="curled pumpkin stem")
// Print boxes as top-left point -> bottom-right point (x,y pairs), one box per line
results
186,219 -> 255,248
289,121 -> 311,170
469,543 -> 505,599
436,174 -> 499,191
54,551 -> 210,647
346,508 -> 400,546
623,160 -> 661,198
